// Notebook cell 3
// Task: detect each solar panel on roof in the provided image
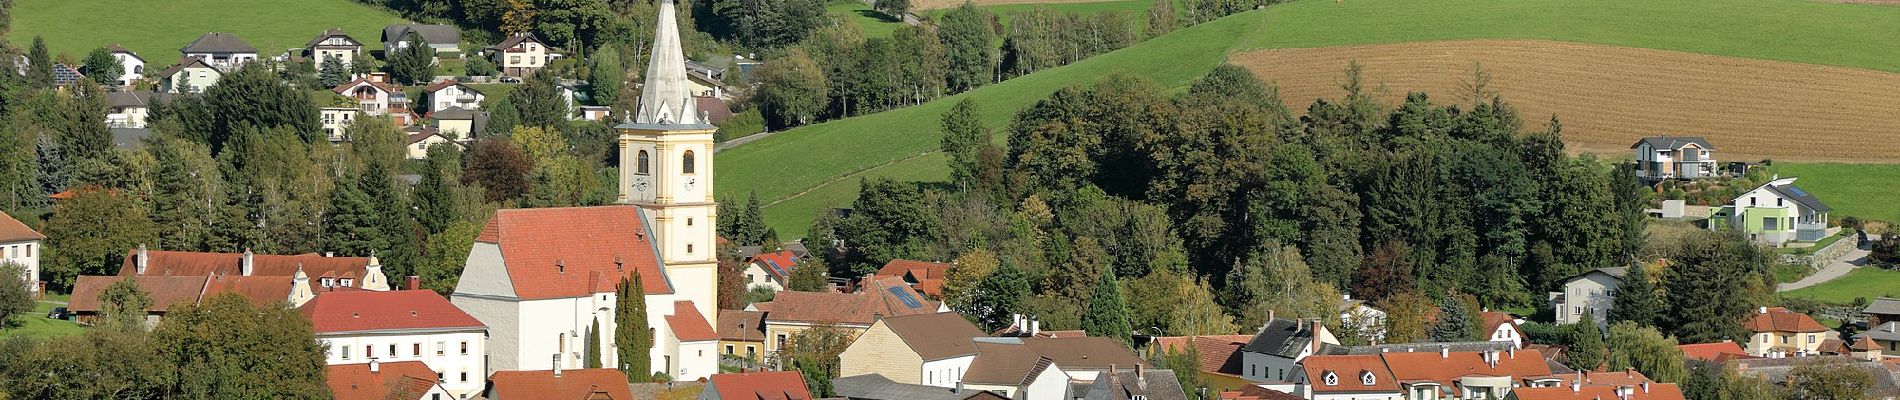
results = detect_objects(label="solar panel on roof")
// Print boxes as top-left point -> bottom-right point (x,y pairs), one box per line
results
1786,186 -> 1809,197
887,287 -> 922,308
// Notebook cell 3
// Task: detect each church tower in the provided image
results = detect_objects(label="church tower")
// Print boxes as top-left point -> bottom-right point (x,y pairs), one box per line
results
618,0 -> 717,324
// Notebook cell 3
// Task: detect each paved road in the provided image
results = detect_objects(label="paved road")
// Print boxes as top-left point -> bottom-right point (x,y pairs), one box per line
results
1778,240 -> 1873,292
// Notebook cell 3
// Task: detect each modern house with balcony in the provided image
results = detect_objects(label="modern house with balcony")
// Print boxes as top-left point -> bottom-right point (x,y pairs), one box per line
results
487,33 -> 561,78
333,77 -> 397,115
305,28 -> 364,67
180,32 -> 258,71
423,80 -> 484,112
1632,136 -> 1718,182
1718,177 -> 1832,246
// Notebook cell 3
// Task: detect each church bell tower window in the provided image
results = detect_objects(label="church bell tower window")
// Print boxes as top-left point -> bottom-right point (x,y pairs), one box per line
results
682,150 -> 696,174
637,150 -> 650,175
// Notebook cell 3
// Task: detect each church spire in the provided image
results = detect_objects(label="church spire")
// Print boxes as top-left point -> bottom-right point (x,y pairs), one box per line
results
635,0 -> 703,126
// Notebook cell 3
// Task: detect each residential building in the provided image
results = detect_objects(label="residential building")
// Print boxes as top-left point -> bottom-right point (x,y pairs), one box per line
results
180,32 -> 258,70
486,368 -> 637,400
1631,136 -> 1717,181
1338,294 -> 1386,343
873,259 -> 952,299
322,107 -> 359,142
119,245 -> 391,291
1548,267 -> 1626,328
383,24 -> 462,54
1865,298 -> 1900,327
430,106 -> 487,140
1726,356 -> 1900,396
1240,318 -> 1339,382
424,80 -> 484,112
1678,340 -> 1753,363
49,63 -> 84,88
303,289 -> 487,398
306,28 -> 364,67
716,309 -> 767,365
749,279 -> 942,356
698,96 -> 737,124
1508,382 -> 1685,400
833,374 -> 1011,400
962,342 -> 1070,400
700,370 -> 814,400
487,33 -> 559,78
1721,177 -> 1832,246
1217,386 -> 1304,400
685,60 -> 727,98
1742,307 -> 1830,357
1481,311 -> 1526,349
577,105 -> 612,121
1082,366 -> 1186,400
69,272 -> 319,326
406,128 -> 463,159
1150,335 -> 1256,391
1000,336 -> 1148,383
1847,336 -> 1883,361
107,44 -> 144,86
742,249 -> 800,292
0,211 -> 44,293
839,312 -> 986,387
325,360 -> 453,400
1855,322 -> 1900,353
106,90 -> 152,128
1291,355 -> 1401,400
333,77 -> 399,115
156,57 -> 221,93
1379,348 -> 1554,399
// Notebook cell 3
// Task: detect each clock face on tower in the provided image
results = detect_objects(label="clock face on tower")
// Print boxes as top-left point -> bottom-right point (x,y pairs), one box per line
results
632,176 -> 650,192
683,177 -> 698,191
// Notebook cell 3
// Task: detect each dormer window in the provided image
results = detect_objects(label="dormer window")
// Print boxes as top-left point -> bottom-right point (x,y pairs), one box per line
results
1361,371 -> 1376,386
1323,372 -> 1338,386
340,278 -> 354,287
320,277 -> 335,287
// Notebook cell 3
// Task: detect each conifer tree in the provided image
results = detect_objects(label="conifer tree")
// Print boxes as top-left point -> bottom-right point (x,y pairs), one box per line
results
1566,309 -> 1607,371
1082,269 -> 1133,345
318,55 -> 349,88
1610,263 -> 1663,328
616,272 -> 651,382
413,144 -> 461,234
1430,294 -> 1478,342
389,32 -> 436,85
82,47 -> 124,87
322,173 -> 384,256
26,36 -> 51,87
590,46 -> 623,108
586,319 -> 603,368
787,256 -> 829,292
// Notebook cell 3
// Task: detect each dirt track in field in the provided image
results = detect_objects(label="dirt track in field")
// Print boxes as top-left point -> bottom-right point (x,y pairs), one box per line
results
1230,40 -> 1900,163
914,0 -> 1128,10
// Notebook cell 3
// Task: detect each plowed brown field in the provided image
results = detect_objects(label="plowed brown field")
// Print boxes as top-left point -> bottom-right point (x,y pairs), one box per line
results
914,0 -> 1124,9
1231,40 -> 1900,162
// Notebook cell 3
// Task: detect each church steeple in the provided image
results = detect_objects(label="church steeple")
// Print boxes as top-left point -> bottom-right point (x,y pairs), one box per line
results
635,0 -> 703,126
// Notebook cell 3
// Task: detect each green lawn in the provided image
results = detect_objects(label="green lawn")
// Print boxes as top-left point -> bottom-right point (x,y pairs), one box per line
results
1782,267 -> 1900,305
922,0 -> 1155,37
1766,163 -> 1900,222
13,0 -> 408,64
829,1 -> 908,38
0,294 -> 85,340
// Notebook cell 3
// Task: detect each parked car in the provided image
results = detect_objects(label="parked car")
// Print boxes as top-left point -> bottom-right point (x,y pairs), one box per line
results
46,306 -> 68,320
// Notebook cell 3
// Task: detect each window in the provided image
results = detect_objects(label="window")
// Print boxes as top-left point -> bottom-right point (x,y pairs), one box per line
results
746,346 -> 755,359
1251,365 -> 1257,377
1808,334 -> 1816,344
321,277 -> 334,287
687,218 -> 693,227
414,343 -> 422,356
341,278 -> 354,287
1360,371 -> 1376,386
687,244 -> 694,254
24,244 -> 29,257
1778,198 -> 1784,207
437,342 -> 446,356
637,151 -> 650,175
1323,372 -> 1338,386
367,346 -> 374,358
342,345 -> 352,360
460,371 -> 468,382
461,341 -> 469,355
682,150 -> 696,174
725,345 -> 734,355
389,344 -> 397,358
777,334 -> 788,349
1751,197 -> 1758,206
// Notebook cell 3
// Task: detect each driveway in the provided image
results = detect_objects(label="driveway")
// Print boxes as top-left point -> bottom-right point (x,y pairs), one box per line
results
1778,236 -> 1876,292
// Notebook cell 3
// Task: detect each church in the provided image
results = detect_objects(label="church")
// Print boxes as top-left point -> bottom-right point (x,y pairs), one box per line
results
449,0 -> 722,382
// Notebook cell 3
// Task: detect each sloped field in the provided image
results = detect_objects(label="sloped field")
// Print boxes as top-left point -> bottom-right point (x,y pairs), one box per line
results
913,0 -> 1132,10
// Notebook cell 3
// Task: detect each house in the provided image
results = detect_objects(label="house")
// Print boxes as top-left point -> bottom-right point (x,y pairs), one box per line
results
717,309 -> 767,365
106,90 -> 153,128
1150,335 -> 1256,391
960,342 -> 1069,400
119,245 -> 391,290
383,24 -> 462,54
406,128 -> 462,159
1847,336 -> 1883,361
50,63 -> 84,88
1721,177 -> 1833,246
333,77 -> 400,115
302,289 -> 487,398
698,96 -> 737,125
748,279 -> 943,356
180,32 -> 258,70
423,80 -> 484,112
1291,355 -> 1401,400
1742,307 -> 1830,358
0,211 -> 44,293
306,28 -> 364,67
1507,382 -> 1685,400
575,105 -> 612,121
487,33 -> 561,78
839,312 -> 987,387
156,57 -> 221,93
1217,386 -> 1303,400
322,107 -> 359,142
742,250 -> 800,291
873,259 -> 952,299
325,360 -> 452,400
700,370 -> 814,400
107,44 -> 144,86
1481,311 -> 1526,349
486,368 -> 638,400
1240,318 -> 1339,382
1678,340 -> 1753,363
430,106 -> 487,140
1548,267 -> 1625,328
68,272 -> 319,326
449,206 -> 719,381
832,374 -> 1011,400
1725,356 -> 1900,396
1000,336 -> 1148,382
1866,298 -> 1900,327
1855,322 -> 1900,353
1378,348 -> 1554,399
1082,366 -> 1185,400
685,60 -> 728,99
1338,294 -> 1386,343
1631,136 -> 1717,181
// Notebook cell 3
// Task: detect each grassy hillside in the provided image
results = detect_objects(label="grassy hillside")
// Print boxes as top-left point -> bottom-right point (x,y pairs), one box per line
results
1766,163 -> 1900,222
722,0 -> 1900,236
13,0 -> 408,63
828,1 -> 907,38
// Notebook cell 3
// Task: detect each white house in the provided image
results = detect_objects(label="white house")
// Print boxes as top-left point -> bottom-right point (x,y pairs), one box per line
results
838,312 -> 986,388
1481,311 -> 1526,349
741,250 -> 798,292
0,211 -> 44,293
487,33 -> 559,78
1291,355 -> 1402,400
962,342 -> 1070,400
1339,294 -> 1386,343
424,80 -> 484,112
303,289 -> 488,398
333,77 -> 398,115
1549,267 -> 1626,328
179,32 -> 258,70
156,58 -> 221,93
1632,136 -> 1717,181
321,107 -> 358,142
1726,177 -> 1832,246
306,28 -> 364,68
107,44 -> 144,87
106,91 -> 153,128
382,24 -> 461,54
430,106 -> 487,141
1240,318 -> 1339,382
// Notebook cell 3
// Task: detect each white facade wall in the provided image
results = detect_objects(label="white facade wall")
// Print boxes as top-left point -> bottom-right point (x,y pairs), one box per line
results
431,86 -> 484,112
1,239 -> 39,293
108,106 -> 148,128
1488,324 -> 1522,349
164,67 -> 220,93
319,330 -> 487,398
1022,363 -> 1068,400
742,263 -> 783,292
674,339 -> 718,381
921,355 -> 975,388
321,108 -> 357,141
185,52 -> 257,69
1242,351 -> 1301,382
513,296 -> 622,373
1341,305 -> 1387,343
112,54 -> 144,86
1553,273 -> 1621,328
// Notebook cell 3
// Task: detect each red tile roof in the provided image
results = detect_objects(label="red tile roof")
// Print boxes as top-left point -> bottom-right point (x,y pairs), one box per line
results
0,211 -> 44,242
1481,312 -> 1523,340
874,259 -> 951,298
1218,386 -> 1303,400
476,206 -> 671,299
326,361 -> 441,400
119,248 -> 376,289
1510,383 -> 1685,400
68,275 -> 209,313
756,279 -> 939,326
301,290 -> 484,334
666,301 -> 718,342
1301,355 -> 1399,393
707,371 -> 813,400
1678,341 -> 1752,362
1744,307 -> 1828,333
200,274 -> 296,305
488,368 -> 635,400
1549,369 -> 1656,387
718,309 -> 767,342
1381,349 -> 1552,391
749,250 -> 799,279
1153,335 -> 1253,376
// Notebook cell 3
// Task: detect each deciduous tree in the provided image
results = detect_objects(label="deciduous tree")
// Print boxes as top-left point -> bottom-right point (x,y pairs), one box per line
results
153,293 -> 331,399
1606,322 -> 1686,383
81,47 -> 124,87
97,277 -> 154,332
42,187 -> 157,290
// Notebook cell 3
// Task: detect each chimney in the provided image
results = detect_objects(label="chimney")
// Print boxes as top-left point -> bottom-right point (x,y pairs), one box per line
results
136,244 -> 150,274
1759,306 -> 1768,314
1440,345 -> 1450,359
1109,364 -> 1117,376
1570,380 -> 1581,393
241,248 -> 255,276
954,382 -> 964,394
1508,348 -> 1516,359
1029,319 -> 1040,336
1136,363 -> 1145,379
325,251 -> 334,257
369,358 -> 380,373
1641,382 -> 1651,393
1268,309 -> 1276,323
406,276 -> 420,291
553,354 -> 564,377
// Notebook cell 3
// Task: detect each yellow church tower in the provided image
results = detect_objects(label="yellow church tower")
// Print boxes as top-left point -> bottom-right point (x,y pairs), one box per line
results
618,0 -> 717,324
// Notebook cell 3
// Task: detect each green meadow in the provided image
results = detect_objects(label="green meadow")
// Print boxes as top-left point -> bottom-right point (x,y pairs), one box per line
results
13,0 -> 408,64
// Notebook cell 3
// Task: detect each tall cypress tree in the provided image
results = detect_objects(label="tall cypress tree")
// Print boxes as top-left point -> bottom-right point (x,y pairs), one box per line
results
1082,269 -> 1133,345
616,272 -> 652,382
1610,263 -> 1663,328
586,319 -> 603,368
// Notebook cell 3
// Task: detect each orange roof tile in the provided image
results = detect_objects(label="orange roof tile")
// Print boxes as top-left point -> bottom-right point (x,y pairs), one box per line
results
476,206 -> 671,298
1301,355 -> 1399,393
199,274 -> 295,305
301,290 -> 484,334
68,275 -> 208,313
707,371 -> 813,400
1743,308 -> 1828,333
757,278 -> 938,326
1510,383 -> 1685,400
0,211 -> 44,242
1153,335 -> 1254,376
750,250 -> 799,278
1549,369 -> 1655,387
1678,341 -> 1751,362
120,248 -> 376,289
1481,312 -> 1523,339
326,361 -> 440,400
666,301 -> 718,342
489,368 -> 636,400
1381,349 -> 1552,392
876,259 -> 951,279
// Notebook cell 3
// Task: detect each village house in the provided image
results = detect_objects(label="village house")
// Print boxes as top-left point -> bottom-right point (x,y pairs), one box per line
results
832,374 -> 1012,400
685,60 -> 728,99
430,106 -> 487,141
0,211 -> 44,293
107,44 -> 144,87
68,272 -> 318,326
1549,267 -> 1625,328
700,370 -> 814,400
749,277 -> 942,356
486,368 -> 638,400
838,312 -> 987,387
405,127 -> 463,159
742,249 -> 800,292
1631,136 -> 1718,182
156,57 -> 221,93
325,360 -> 453,400
717,309 -> 767,364
576,105 -> 612,121
1508,379 -> 1685,400
50,63 -> 84,88
302,288 -> 488,398
1678,340 -> 1753,363
322,107 -> 359,142
873,259 -> 952,299
106,90 -> 154,128
1481,311 -> 1526,349
424,80 -> 484,112
1742,307 -> 1831,358
1151,335 -> 1256,391
333,76 -> 401,115
383,24 -> 462,55
1338,294 -> 1386,343
1082,366 -> 1186,400
1293,354 -> 1401,400
1718,177 -> 1833,246
306,28 -> 365,67
1293,348 -> 1557,400
959,341 -> 1070,400
180,32 -> 258,70
1241,317 -> 1340,382
487,33 -> 560,78
1856,298 -> 1900,352
118,245 -> 391,290
999,336 -> 1148,383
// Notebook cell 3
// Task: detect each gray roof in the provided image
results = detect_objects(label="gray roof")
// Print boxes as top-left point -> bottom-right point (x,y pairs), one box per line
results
108,90 -> 153,108
382,24 -> 460,46
1728,357 -> 1900,396
1856,322 -> 1900,342
181,32 -> 257,54
1082,370 -> 1187,400
486,33 -> 550,52
782,242 -> 810,258
107,44 -> 143,61
111,128 -> 150,149
737,246 -> 765,259
432,105 -> 477,120
1866,298 -> 1900,316
1556,267 -> 1627,286
832,374 -> 1005,400
1764,184 -> 1833,213
1632,136 -> 1715,151
306,28 -> 362,49
1242,319 -> 1317,358
1325,340 -> 1516,355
